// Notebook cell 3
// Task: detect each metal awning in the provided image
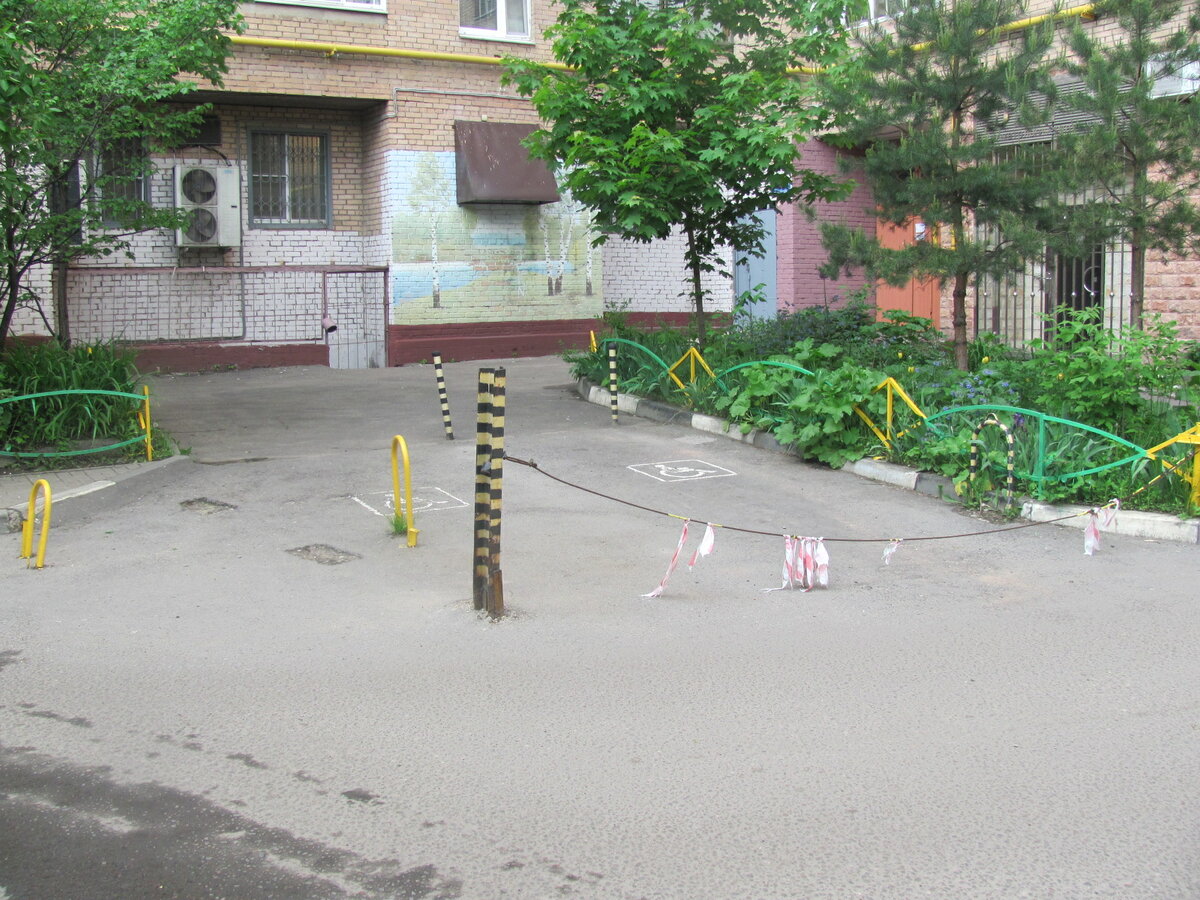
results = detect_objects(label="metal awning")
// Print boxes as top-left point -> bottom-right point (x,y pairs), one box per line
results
454,121 -> 560,205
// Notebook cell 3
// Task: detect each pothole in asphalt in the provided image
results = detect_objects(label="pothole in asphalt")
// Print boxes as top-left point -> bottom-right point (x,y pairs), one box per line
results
287,544 -> 361,565
341,788 -> 382,805
180,497 -> 237,514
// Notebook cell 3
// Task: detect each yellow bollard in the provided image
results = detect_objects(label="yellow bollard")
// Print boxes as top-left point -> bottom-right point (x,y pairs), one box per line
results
390,435 -> 419,548
21,479 -> 51,569
135,385 -> 154,461
142,385 -> 153,461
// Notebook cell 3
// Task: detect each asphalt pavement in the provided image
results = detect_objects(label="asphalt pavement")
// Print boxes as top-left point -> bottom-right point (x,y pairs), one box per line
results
1,357 -> 1198,899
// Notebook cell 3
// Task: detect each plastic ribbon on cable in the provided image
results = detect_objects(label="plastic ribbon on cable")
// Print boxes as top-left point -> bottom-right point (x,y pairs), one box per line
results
1084,499 -> 1120,556
767,536 -> 828,592
882,539 -> 902,565
688,523 -> 716,569
643,520 -> 689,598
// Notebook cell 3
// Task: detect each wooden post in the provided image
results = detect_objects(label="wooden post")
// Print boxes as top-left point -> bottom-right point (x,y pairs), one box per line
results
487,368 -> 506,618
432,352 -> 454,440
472,369 -> 495,612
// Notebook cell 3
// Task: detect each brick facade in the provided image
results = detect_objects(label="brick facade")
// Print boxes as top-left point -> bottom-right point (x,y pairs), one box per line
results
777,141 -> 876,312
12,0 -> 729,371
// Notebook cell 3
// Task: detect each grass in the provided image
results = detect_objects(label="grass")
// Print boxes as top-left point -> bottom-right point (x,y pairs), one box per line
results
1,340 -> 173,469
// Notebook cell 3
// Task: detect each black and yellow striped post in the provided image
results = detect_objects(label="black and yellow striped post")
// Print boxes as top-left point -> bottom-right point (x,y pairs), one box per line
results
432,352 -> 454,440
607,343 -> 619,424
473,368 -> 495,612
968,415 -> 1016,508
486,368 -> 506,618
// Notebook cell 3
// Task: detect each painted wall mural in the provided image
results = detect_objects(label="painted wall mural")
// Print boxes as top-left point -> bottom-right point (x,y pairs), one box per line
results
390,150 -> 602,325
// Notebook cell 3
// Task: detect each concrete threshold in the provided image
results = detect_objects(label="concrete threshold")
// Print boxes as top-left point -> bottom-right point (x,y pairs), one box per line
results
579,379 -> 1200,546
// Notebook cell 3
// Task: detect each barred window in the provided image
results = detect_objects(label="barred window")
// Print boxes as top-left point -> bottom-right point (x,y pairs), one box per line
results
250,132 -> 330,227
97,138 -> 150,227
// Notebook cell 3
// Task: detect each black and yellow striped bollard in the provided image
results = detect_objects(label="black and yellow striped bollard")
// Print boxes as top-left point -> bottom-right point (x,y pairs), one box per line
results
607,343 -> 619,424
968,415 -> 1016,509
473,369 -> 494,613
486,368 -> 506,618
432,352 -> 454,440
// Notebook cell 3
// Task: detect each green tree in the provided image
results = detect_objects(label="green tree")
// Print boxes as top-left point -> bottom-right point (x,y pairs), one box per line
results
1058,0 -> 1200,329
0,0 -> 242,349
504,0 -> 853,348
817,0 -> 1063,370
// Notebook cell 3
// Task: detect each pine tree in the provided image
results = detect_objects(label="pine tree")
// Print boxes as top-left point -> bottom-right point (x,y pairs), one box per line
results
1058,0 -> 1200,329
818,0 -> 1063,369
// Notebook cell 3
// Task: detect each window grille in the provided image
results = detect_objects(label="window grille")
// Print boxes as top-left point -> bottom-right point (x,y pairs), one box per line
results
975,145 -> 1132,343
250,133 -> 330,227
97,138 -> 149,227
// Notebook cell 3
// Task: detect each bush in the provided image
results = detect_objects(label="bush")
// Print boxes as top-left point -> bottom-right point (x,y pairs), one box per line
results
571,303 -> 1199,513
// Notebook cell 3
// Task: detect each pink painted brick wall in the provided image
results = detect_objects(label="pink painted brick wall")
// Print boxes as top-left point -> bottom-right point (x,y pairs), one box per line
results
777,141 -> 876,311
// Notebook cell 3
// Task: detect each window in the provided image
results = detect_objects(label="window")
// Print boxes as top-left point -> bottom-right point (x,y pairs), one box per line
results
249,132 -> 330,227
853,0 -> 908,24
96,138 -> 150,227
459,0 -> 529,41
254,0 -> 385,12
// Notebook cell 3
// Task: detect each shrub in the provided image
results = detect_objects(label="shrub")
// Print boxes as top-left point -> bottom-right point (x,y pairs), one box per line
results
1,340 -> 144,456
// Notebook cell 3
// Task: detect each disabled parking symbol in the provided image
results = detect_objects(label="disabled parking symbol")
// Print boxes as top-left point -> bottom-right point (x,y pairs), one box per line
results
350,487 -> 468,518
627,459 -> 736,482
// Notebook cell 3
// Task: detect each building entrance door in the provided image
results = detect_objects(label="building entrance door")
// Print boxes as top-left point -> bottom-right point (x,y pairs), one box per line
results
875,218 -> 939,325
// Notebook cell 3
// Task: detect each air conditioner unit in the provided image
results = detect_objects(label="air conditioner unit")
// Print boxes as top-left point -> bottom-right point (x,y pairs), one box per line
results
174,165 -> 241,248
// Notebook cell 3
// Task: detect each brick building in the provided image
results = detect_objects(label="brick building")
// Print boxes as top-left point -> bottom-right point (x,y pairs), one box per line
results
768,0 -> 1200,345
12,0 -> 730,370
12,0 -> 1197,367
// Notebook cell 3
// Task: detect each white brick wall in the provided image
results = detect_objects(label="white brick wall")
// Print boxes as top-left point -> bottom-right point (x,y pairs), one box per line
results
603,229 -> 733,315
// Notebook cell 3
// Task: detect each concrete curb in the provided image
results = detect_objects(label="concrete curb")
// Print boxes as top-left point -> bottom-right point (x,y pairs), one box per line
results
1,455 -> 191,529
582,380 -> 794,455
578,378 -> 1200,545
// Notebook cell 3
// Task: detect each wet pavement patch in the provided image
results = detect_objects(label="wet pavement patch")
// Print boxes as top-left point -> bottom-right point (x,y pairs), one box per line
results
180,497 -> 238,514
0,744 -> 464,899
287,544 -> 361,565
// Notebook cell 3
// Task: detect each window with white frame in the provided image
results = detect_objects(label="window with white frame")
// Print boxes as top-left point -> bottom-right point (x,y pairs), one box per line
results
249,132 -> 330,227
459,0 -> 529,40
254,0 -> 385,13
853,0 -> 908,24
